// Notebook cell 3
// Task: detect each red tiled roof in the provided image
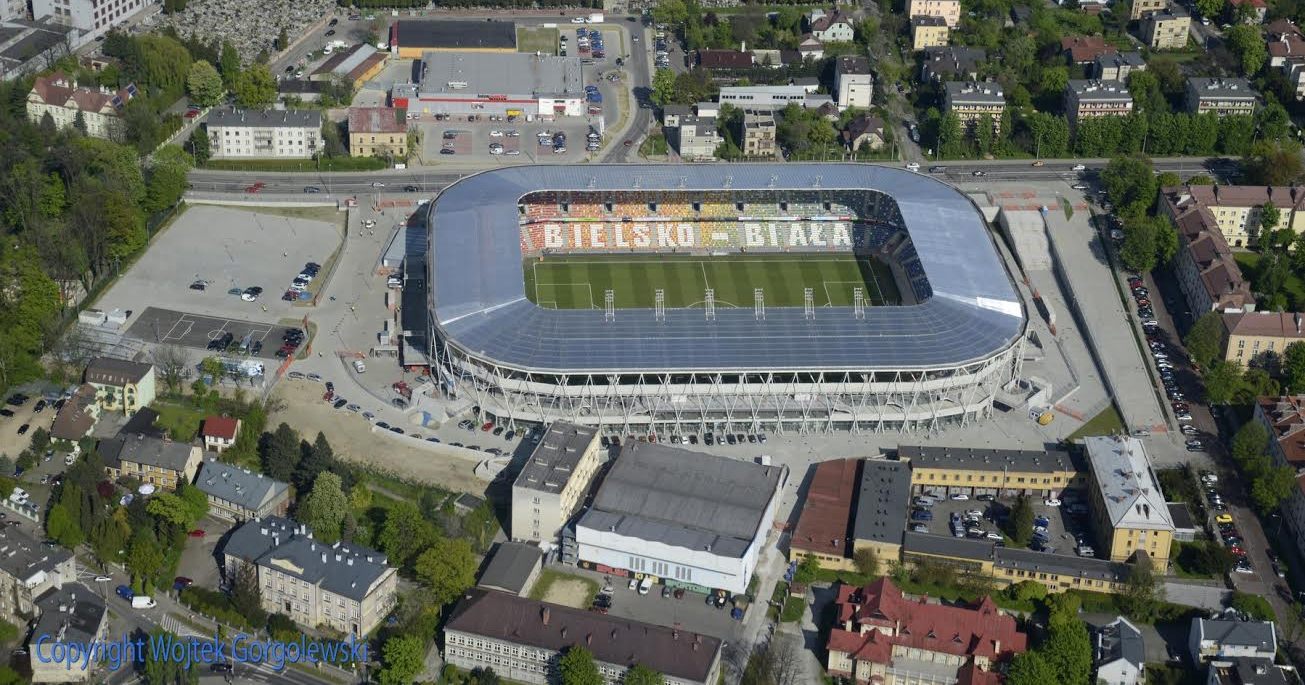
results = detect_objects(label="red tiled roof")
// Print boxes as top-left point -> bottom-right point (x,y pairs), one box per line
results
1259,395 -> 1305,466
1224,311 -> 1305,339
31,72 -> 135,115
1061,35 -> 1117,63
827,578 -> 1027,671
348,107 -> 406,134
791,459 -> 859,559
201,416 -> 240,441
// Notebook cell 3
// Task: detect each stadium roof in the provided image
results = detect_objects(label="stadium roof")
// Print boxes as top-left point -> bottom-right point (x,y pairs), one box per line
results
428,164 -> 1024,373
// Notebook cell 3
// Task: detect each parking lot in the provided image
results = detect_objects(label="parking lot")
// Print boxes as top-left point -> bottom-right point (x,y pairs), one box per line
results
913,493 -> 1097,557
569,566 -> 742,640
425,120 -> 593,163
125,308 -> 302,360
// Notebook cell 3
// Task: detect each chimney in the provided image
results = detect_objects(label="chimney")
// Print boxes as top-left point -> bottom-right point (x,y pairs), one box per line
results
321,552 -> 328,563
586,633 -> 592,646
542,607 -> 550,625
561,627 -> 568,639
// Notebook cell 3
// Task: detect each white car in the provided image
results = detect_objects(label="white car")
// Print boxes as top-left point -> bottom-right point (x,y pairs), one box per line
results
240,292 -> 257,302
371,182 -> 385,188
489,130 -> 504,137
949,493 -> 969,501
905,162 -> 921,172
506,130 -> 520,137
985,532 -> 1003,541
93,576 -> 112,583
1044,498 -> 1062,507
363,219 -> 377,228
1071,184 -> 1088,190
1072,164 -> 1086,171
506,150 -> 521,156
353,360 -> 367,373
571,17 -> 587,23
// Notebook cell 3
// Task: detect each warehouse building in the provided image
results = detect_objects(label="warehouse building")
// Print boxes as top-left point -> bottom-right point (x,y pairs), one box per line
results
388,20 -> 516,59
790,459 -> 860,571
311,43 -> 388,90
398,51 -> 584,118
572,441 -> 784,595
904,444 -> 1085,498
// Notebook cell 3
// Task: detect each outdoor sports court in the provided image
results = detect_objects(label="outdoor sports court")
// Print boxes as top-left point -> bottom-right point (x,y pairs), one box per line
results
125,307 -> 299,359
522,254 -> 902,310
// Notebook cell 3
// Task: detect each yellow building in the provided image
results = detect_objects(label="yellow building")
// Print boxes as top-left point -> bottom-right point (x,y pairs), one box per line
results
1223,311 -> 1305,366
1130,0 -> 1167,19
903,444 -> 1086,497
790,459 -> 861,571
1144,6 -> 1191,49
900,532 -> 1131,594
84,357 -> 155,416
1083,436 -> 1174,570
347,107 -> 408,159
97,435 -> 202,490
1162,184 -> 1305,249
911,16 -> 950,50
849,460 -> 911,569
907,0 -> 961,27
391,20 -> 517,60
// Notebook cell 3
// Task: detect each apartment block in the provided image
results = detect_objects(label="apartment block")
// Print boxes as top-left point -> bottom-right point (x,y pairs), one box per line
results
1066,79 -> 1134,128
1130,0 -> 1167,19
0,526 -> 75,625
194,458 -> 290,522
943,81 -> 1005,132
1145,6 -> 1191,49
206,109 -> 324,160
32,0 -> 145,42
674,116 -> 723,161
911,16 -> 950,50
97,435 -> 201,490
739,109 -> 777,158
835,55 -> 873,110
1187,77 -> 1258,116
1095,52 -> 1147,81
908,0 -> 961,27
1162,197 -> 1255,317
510,422 -> 602,546
1161,183 -> 1305,248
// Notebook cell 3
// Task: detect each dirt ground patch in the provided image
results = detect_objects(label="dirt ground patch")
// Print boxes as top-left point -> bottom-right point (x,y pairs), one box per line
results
530,569 -> 598,609
269,379 -> 485,494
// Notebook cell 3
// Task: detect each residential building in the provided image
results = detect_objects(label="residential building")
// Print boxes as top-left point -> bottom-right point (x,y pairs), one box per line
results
49,383 -> 97,441
674,115 -> 723,161
790,459 -> 860,571
29,584 -> 107,683
1225,313 -> 1305,368
850,460 -> 912,565
193,458 -> 290,522
389,19 -> 516,59
719,85 -> 829,111
97,435 -> 202,490
572,441 -> 784,595
911,15 -> 950,51
1267,21 -> 1305,100
1095,52 -> 1147,81
842,114 -> 886,152
661,104 -> 691,128
1190,618 -> 1277,663
347,107 -> 408,159
26,73 -> 136,139
1130,0 -> 1167,19
1229,0 -> 1268,23
310,43 -> 388,89
798,35 -> 825,60
223,517 -> 399,636
200,416 -> 240,454
920,46 -> 986,82
904,444 -> 1086,497
694,49 -> 753,70
1254,394 -> 1305,566
1065,79 -> 1134,128
943,81 -> 1005,133
477,542 -> 543,596
908,0 -> 961,27
1083,435 -> 1175,569
808,8 -> 855,41
0,526 -> 76,624
826,578 -> 1028,685
1208,657 -> 1297,684
206,109 -> 324,160
510,422 -> 602,545
1145,6 -> 1192,49
1161,183 -> 1305,249
83,357 -> 154,415
31,0 -> 145,43
835,55 -> 873,110
1062,35 -> 1118,64
444,589 -> 723,685
1160,191 -> 1256,316
1096,617 -> 1145,685
1187,77 -> 1259,116
739,109 -> 777,158
750,49 -> 783,68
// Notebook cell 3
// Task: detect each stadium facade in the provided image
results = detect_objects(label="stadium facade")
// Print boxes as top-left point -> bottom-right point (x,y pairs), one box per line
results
425,164 -> 1027,435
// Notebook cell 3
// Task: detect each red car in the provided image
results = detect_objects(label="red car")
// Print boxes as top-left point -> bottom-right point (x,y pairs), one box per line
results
481,421 -> 494,432
184,110 -> 200,119
1230,545 -> 1245,556
187,529 -> 206,538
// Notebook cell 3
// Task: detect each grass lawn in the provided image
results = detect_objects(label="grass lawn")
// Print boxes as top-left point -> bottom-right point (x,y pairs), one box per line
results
1170,541 -> 1218,579
1235,251 -> 1305,304
524,253 -> 901,309
1067,404 -> 1125,441
779,596 -> 806,623
639,131 -> 669,157
151,400 -> 207,442
528,568 -> 599,605
517,26 -> 559,54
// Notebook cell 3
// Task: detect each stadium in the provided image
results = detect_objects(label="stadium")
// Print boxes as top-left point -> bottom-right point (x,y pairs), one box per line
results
425,164 -> 1027,435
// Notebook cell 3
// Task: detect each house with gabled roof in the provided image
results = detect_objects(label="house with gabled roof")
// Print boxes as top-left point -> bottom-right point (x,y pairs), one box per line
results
26,73 -> 136,140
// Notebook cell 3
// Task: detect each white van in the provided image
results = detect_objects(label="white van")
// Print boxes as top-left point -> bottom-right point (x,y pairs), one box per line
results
637,577 -> 652,595
912,495 -> 936,507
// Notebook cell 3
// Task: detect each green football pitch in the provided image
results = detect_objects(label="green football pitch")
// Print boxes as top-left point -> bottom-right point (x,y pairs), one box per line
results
523,254 -> 901,310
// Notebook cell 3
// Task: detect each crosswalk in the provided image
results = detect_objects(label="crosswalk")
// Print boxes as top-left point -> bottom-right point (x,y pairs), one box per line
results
160,613 -> 204,638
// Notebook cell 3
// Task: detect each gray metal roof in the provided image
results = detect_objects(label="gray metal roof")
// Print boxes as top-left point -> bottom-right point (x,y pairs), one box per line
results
223,517 -> 391,602
1097,616 -> 1145,669
207,108 -> 323,129
851,459 -> 910,544
1084,436 -> 1174,531
994,547 -> 1131,582
577,441 -> 783,557
513,422 -> 599,494
428,164 -> 1025,373
0,526 -> 71,584
902,531 -> 997,561
1188,77 -> 1258,100
901,444 -> 1079,473
194,459 -> 289,513
420,52 -> 582,99
33,584 -> 106,646
99,435 -> 195,473
478,542 -> 543,594
1194,618 -> 1277,652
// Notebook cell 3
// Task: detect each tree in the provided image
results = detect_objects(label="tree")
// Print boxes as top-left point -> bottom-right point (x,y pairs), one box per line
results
376,635 -> 425,685
1119,554 -> 1162,621
1244,139 -> 1305,186
1227,24 -> 1268,76
275,27 -> 289,52
624,664 -> 665,685
1195,0 -> 1225,19
147,492 -> 200,527
293,431 -> 334,491
218,40 -> 240,87
185,60 -> 223,107
1203,360 -> 1246,405
1006,651 -> 1058,685
233,64 -> 276,109
144,145 -> 192,215
141,628 -> 199,685
1287,341 -> 1305,391
298,472 -> 348,544
559,646 -> 603,685
1230,591 -> 1276,621
1251,464 -> 1296,512
151,344 -> 188,392
1043,618 -> 1092,685
651,69 -> 676,108
1260,203 -> 1283,239
71,111 -> 87,135
1006,495 -> 1034,545
793,553 -> 819,584
1185,311 -> 1226,369
1120,217 -> 1159,272
46,503 -> 84,548
413,538 -> 477,607
186,128 -> 210,165
937,112 -> 964,159
1232,420 -> 1270,464
126,529 -> 163,588
853,547 -> 879,577
377,501 -> 439,568
1101,156 -> 1158,218
229,561 -> 265,624
260,422 -> 300,481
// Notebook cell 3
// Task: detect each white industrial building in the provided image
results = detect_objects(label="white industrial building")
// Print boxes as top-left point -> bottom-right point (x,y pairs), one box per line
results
394,51 -> 584,118
32,0 -> 146,43
571,442 -> 784,595
718,84 -> 832,111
